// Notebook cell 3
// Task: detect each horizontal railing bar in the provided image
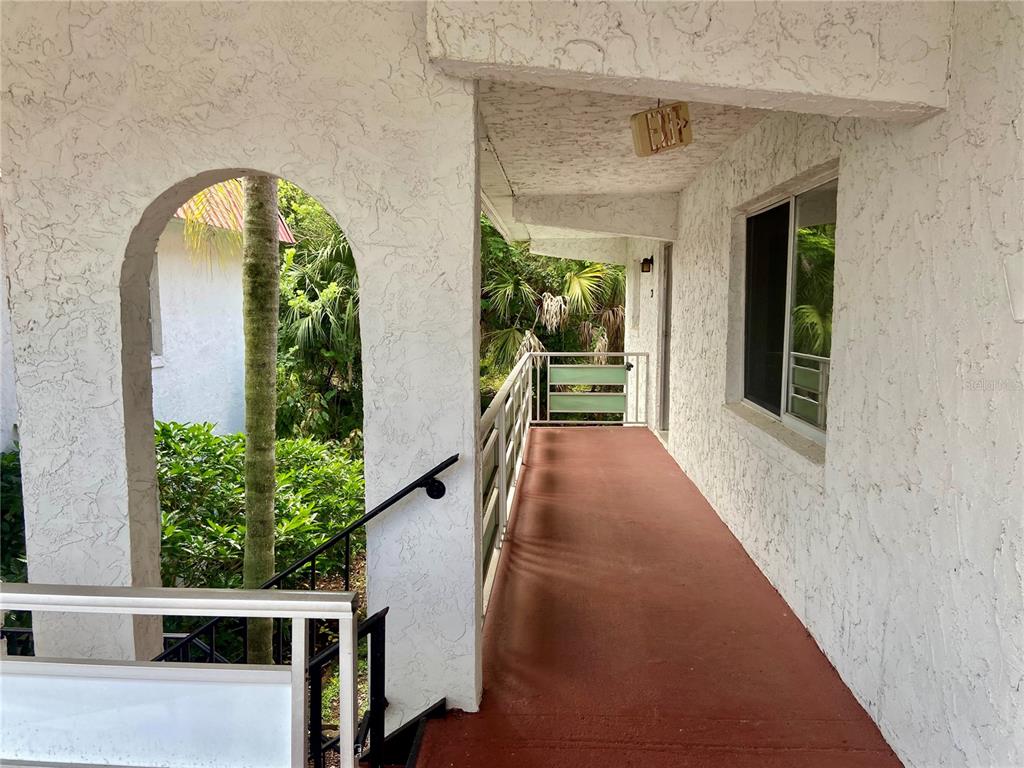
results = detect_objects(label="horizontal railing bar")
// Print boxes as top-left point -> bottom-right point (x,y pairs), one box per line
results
533,420 -> 644,426
0,584 -> 355,619
528,351 -> 649,358
2,657 -> 292,682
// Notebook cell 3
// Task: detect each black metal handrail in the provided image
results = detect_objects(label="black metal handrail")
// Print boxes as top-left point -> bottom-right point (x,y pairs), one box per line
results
154,453 -> 458,663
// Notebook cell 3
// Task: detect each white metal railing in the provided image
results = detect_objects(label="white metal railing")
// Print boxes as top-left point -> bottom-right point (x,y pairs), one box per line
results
532,351 -> 650,426
0,583 -> 358,768
479,352 -> 532,607
478,351 -> 650,611
787,351 -> 830,430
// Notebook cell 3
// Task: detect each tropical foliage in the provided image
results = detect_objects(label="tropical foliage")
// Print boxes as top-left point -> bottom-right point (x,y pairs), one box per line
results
157,422 -> 364,589
276,181 -> 362,440
791,224 -> 836,357
0,450 -> 25,583
480,217 -> 626,373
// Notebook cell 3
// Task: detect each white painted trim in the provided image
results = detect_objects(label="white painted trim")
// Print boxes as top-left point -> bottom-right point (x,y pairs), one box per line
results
0,657 -> 289,684
0,583 -> 355,619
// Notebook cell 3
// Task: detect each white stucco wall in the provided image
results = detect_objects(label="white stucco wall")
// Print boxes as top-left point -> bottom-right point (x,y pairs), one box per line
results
624,237 -> 664,429
1,218 -> 18,451
626,4 -> 1024,766
2,1 -> 481,721
428,0 -> 954,120
150,220 -> 245,435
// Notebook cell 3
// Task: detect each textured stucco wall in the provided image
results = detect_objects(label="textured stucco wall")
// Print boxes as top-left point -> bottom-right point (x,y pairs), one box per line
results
1,221 -> 18,450
429,0 -> 953,119
151,221 -> 245,435
624,237 -> 664,428
628,4 -> 1024,766
2,1 -> 482,718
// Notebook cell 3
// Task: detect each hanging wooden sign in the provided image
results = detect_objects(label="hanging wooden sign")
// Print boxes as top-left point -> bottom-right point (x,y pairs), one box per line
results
630,102 -> 692,157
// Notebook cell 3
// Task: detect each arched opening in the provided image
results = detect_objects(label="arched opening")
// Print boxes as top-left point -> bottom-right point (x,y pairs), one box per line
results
120,170 -> 366,659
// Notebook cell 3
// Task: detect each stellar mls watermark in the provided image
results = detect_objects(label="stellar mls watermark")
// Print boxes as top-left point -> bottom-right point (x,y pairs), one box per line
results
961,378 -> 1023,392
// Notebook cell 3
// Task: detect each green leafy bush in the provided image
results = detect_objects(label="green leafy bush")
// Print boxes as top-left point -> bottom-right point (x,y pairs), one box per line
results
157,421 -> 364,588
1,449 -> 26,582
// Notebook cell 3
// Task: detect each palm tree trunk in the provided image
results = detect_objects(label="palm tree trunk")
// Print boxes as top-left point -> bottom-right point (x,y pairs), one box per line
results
241,175 -> 280,663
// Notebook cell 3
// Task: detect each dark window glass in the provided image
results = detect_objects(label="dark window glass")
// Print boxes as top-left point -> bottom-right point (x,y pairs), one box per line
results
744,203 -> 790,415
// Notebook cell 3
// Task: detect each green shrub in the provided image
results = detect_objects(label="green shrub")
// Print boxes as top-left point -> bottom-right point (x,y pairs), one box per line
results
1,449 -> 26,582
157,421 -> 364,588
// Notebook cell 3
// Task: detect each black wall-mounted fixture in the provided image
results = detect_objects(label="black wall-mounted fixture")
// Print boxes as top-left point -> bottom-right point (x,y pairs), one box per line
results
640,256 -> 654,273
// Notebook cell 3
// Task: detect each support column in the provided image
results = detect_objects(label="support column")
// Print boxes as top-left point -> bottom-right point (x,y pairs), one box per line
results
7,228 -> 162,661
360,85 -> 483,728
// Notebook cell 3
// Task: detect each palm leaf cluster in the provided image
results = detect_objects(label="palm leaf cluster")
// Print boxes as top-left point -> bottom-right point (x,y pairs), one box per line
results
791,224 -> 835,356
480,217 -> 626,369
275,183 -> 362,440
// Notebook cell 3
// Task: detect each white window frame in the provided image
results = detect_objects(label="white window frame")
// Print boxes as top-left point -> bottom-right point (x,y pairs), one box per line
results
742,177 -> 837,446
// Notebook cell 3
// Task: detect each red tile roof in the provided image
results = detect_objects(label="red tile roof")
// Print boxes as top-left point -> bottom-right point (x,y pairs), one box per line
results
174,179 -> 295,243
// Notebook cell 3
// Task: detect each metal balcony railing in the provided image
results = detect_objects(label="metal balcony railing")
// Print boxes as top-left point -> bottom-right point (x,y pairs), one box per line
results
787,351 -> 830,430
532,352 -> 650,426
479,351 -> 649,610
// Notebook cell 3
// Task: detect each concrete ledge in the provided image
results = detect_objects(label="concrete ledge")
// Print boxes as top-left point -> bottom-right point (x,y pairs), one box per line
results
723,403 -> 826,480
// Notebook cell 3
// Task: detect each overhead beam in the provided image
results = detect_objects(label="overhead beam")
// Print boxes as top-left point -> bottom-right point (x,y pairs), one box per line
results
515,194 -> 677,241
531,237 -> 628,265
429,1 -> 952,121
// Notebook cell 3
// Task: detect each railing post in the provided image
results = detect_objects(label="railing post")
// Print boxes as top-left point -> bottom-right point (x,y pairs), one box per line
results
290,618 -> 308,768
496,406 -> 508,547
308,621 -> 324,768
339,613 -> 357,768
368,617 -> 387,768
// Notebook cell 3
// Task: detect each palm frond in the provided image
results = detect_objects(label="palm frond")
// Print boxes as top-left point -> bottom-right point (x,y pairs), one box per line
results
791,304 -> 832,356
539,293 -> 570,333
485,269 -> 537,323
180,180 -> 244,265
562,263 -> 606,315
486,327 -> 525,369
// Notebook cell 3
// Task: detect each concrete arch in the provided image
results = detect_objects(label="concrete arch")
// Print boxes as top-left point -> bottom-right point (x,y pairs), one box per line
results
119,170 -> 369,665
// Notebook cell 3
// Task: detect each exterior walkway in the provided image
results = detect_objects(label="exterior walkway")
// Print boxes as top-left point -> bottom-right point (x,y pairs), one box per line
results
418,427 -> 902,768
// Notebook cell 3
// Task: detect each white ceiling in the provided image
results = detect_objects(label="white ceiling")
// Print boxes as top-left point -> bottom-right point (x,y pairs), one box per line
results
478,81 -> 766,199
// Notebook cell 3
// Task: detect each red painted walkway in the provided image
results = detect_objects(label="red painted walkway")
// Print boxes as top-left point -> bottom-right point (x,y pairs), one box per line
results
418,428 -> 901,768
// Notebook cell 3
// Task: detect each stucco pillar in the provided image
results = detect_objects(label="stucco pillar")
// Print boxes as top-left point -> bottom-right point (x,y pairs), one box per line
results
6,232 -> 162,661
361,92 -> 483,728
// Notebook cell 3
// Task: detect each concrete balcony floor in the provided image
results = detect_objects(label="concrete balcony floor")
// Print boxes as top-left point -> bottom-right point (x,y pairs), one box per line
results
418,427 -> 901,768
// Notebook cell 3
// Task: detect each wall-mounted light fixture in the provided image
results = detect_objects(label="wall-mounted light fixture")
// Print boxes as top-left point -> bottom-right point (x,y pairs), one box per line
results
640,256 -> 654,273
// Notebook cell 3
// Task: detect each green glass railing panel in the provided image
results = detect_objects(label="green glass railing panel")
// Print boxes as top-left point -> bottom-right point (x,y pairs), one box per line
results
789,395 -> 821,426
549,365 -> 628,385
549,393 -> 626,413
483,506 -> 498,553
791,365 -> 822,394
482,441 -> 497,487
